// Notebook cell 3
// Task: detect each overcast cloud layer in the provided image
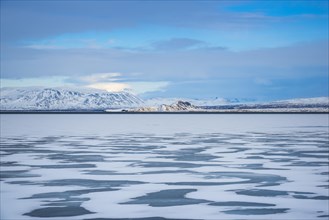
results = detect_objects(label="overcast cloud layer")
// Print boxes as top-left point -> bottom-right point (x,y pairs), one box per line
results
1,1 -> 328,100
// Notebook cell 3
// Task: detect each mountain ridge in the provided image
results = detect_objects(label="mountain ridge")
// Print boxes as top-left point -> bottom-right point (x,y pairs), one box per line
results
0,87 -> 143,110
1,86 -> 328,111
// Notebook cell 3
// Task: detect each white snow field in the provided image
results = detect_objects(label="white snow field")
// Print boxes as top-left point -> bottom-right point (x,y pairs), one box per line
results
0,114 -> 328,220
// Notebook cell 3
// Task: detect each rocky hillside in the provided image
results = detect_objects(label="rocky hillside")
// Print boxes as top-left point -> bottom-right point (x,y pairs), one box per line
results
134,101 -> 200,112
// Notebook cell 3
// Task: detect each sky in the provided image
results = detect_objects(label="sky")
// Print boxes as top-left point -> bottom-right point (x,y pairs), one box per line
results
0,0 -> 328,101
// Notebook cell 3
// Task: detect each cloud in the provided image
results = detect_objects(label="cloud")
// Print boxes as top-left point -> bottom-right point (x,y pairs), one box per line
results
24,37 -> 116,50
25,45 -> 64,50
73,81 -> 169,94
74,73 -> 170,94
128,81 -> 170,94
1,40 -> 327,81
86,82 -> 129,92
1,1 -> 327,100
79,72 -> 121,83
254,78 -> 272,86
151,38 -> 206,51
2,1 -> 327,45
22,33 -> 226,52
0,72 -> 170,95
0,76 -> 73,88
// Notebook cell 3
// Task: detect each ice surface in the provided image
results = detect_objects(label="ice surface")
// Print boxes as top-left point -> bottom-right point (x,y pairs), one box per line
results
1,114 -> 328,136
0,114 -> 328,220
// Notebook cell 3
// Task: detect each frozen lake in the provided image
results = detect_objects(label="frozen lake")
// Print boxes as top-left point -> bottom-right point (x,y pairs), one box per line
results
1,114 -> 328,220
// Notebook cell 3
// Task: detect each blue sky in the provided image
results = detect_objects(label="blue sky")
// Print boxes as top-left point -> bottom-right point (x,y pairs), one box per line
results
1,0 -> 328,100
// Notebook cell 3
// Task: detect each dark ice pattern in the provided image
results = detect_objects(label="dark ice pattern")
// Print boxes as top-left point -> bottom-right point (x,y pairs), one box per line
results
0,130 -> 328,219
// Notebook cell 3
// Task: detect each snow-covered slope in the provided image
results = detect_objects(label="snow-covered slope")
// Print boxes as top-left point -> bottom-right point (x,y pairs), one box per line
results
144,97 -> 258,106
144,97 -> 230,106
201,97 -> 329,112
135,101 -> 200,112
135,97 -> 329,112
272,97 -> 329,105
0,87 -> 143,110
144,97 -> 328,108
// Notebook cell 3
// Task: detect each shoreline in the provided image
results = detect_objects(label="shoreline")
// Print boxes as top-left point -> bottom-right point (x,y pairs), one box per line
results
1,111 -> 328,114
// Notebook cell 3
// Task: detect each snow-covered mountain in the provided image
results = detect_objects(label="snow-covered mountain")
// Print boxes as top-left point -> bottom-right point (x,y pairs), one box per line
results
0,87 -> 143,110
145,97 -> 328,107
134,97 -> 329,112
271,97 -> 329,105
201,97 -> 329,112
144,97 -> 231,106
135,101 -> 200,112
144,97 -> 258,107
1,87 -> 327,112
